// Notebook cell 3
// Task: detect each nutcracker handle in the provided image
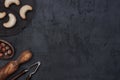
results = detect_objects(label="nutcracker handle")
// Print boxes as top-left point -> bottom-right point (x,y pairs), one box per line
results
26,75 -> 32,80
11,69 -> 28,80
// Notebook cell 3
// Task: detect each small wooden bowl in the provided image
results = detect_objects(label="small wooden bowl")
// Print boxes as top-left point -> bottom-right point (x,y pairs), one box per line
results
0,39 -> 14,59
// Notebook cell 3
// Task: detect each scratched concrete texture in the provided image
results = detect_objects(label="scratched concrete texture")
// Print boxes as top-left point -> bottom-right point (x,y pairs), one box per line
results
0,0 -> 120,80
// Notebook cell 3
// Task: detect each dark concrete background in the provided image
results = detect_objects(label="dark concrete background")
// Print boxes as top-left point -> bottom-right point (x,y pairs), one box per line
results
0,0 -> 120,80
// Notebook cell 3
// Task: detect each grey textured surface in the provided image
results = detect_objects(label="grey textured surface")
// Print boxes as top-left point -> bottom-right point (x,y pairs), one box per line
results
0,0 -> 120,80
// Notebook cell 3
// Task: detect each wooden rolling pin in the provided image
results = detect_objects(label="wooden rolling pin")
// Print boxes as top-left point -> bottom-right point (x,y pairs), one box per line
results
0,50 -> 32,80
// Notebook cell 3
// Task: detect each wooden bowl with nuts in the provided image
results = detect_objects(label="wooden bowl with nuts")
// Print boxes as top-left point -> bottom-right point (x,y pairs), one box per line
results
0,39 -> 14,59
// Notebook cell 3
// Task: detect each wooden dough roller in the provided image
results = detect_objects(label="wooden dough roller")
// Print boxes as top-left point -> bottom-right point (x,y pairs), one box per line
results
0,50 -> 32,80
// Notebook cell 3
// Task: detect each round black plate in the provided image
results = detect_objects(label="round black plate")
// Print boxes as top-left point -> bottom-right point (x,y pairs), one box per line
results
0,0 -> 35,36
